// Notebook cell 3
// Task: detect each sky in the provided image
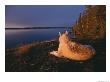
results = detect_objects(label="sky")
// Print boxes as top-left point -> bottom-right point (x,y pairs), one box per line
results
5,5 -> 85,28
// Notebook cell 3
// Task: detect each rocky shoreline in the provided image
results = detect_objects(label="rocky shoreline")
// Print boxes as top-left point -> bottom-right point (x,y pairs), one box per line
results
5,39 -> 106,72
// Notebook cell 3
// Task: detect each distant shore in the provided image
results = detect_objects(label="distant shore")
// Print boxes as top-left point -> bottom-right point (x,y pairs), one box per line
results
5,27 -> 71,30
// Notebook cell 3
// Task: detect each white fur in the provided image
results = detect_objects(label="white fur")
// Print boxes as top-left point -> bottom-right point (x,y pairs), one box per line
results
50,31 -> 96,61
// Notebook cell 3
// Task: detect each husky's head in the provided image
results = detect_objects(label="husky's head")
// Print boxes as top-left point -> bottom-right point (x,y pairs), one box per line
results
59,31 -> 69,43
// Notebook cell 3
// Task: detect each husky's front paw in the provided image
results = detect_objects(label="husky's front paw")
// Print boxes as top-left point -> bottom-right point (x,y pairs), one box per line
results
50,51 -> 62,57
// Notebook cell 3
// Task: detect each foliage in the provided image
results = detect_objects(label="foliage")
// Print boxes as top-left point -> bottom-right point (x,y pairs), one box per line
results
73,5 -> 106,40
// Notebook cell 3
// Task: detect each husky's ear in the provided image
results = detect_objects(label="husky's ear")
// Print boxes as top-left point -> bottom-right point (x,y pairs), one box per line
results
59,32 -> 61,36
65,30 -> 68,35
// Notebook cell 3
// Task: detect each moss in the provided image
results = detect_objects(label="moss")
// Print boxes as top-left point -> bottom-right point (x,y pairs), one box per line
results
5,39 -> 106,72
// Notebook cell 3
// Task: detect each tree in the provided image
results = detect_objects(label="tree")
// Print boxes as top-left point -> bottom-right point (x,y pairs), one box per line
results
73,5 -> 106,40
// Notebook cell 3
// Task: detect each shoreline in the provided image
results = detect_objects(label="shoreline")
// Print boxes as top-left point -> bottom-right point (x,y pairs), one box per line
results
6,39 -> 58,50
5,27 -> 71,30
5,39 -> 106,72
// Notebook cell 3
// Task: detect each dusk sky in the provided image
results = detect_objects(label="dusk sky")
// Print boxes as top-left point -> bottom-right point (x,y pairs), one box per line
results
5,5 -> 85,28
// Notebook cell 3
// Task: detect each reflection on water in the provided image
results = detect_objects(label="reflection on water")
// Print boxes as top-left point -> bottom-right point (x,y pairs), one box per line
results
6,28 -> 69,48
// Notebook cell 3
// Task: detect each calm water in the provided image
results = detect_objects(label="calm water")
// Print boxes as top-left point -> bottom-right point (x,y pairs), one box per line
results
6,28 -> 70,48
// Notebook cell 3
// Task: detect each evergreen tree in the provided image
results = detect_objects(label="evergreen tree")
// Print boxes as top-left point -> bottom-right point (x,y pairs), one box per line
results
73,5 -> 106,40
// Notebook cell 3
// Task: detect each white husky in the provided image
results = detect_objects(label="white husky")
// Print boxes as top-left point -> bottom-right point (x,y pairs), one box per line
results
50,31 -> 96,61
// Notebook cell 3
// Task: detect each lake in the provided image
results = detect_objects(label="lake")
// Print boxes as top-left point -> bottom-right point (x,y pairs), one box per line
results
5,28 -> 70,48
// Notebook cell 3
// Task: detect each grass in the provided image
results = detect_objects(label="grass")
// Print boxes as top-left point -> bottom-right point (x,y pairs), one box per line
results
5,39 -> 106,72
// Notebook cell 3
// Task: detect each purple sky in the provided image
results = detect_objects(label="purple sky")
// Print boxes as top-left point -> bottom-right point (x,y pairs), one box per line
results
5,5 -> 85,28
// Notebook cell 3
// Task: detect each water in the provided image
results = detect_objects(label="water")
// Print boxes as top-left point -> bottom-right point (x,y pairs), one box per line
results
6,28 -> 70,48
